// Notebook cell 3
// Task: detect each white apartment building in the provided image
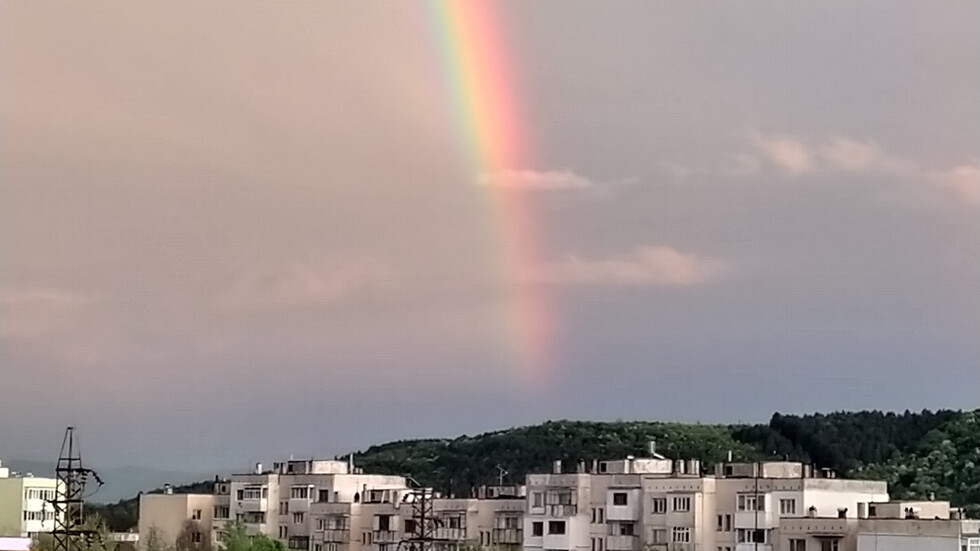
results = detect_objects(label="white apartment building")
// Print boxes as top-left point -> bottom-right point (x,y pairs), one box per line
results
780,500 -> 980,551
0,462 -> 63,538
523,454 -> 889,551
139,488 -> 216,550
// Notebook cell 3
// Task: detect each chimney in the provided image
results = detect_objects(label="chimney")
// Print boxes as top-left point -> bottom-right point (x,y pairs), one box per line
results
837,508 -> 847,519
591,460 -> 598,474
857,503 -> 868,519
255,463 -> 262,474
552,460 -> 562,474
648,440 -> 657,456
808,506 -> 817,518
577,461 -> 586,473
164,484 -> 173,495
727,450 -> 733,462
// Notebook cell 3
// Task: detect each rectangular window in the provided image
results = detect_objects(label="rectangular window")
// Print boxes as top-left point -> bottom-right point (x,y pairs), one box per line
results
820,541 -> 839,551
547,521 -> 566,535
724,514 -> 732,531
403,519 -> 416,534
737,529 -> 768,544
780,498 -> 797,516
532,522 -> 543,537
618,523 -> 634,536
789,539 -> 806,551
672,496 -> 691,512
716,515 -> 723,531
318,489 -> 330,503
612,493 -> 627,506
377,515 -> 391,531
192,532 -> 202,543
532,492 -> 544,508
281,501 -> 289,514
192,509 -> 202,520
671,527 -> 691,544
598,508 -> 604,523
967,538 -> 980,551
737,494 -> 763,512
293,512 -> 305,524
651,530 -> 667,544
651,498 -> 667,514
291,487 -> 310,499
214,506 -> 229,519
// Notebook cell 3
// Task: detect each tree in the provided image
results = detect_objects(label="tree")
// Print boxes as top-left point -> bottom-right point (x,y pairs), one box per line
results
142,527 -> 171,551
175,520 -> 210,551
217,522 -> 284,551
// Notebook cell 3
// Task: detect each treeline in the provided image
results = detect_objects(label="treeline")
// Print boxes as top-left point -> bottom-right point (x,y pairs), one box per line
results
89,409 -> 980,531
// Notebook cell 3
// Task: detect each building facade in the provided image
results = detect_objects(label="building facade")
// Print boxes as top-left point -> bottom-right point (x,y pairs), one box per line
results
0,462 -> 62,538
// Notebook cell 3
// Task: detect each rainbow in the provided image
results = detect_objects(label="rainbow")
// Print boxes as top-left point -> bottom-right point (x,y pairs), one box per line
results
423,1 -> 553,384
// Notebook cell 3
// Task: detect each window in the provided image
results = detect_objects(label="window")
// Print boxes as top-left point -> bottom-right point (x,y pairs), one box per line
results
737,529 -> 768,544
547,521 -> 566,535
291,486 -> 310,499
820,541 -> 839,551
318,489 -> 330,503
597,508 -> 604,523
532,492 -> 544,508
967,538 -> 980,551
671,527 -> 691,544
612,493 -> 628,506
617,523 -> 634,536
737,494 -> 763,512
716,515 -> 723,531
191,509 -> 202,520
403,519 -> 416,534
651,498 -> 667,514
214,506 -> 229,519
314,545 -> 322,551
789,539 -> 806,551
532,522 -> 543,537
192,532 -> 202,544
724,514 -> 732,531
279,527 -> 288,539
651,530 -> 667,544
281,501 -> 289,514
780,498 -> 798,516
293,512 -> 305,524
240,486 -> 263,500
377,515 -> 392,531
672,496 -> 691,512
447,516 -> 462,529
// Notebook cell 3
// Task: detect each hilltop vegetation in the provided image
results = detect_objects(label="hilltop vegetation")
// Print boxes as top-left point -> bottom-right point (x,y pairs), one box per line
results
90,409 -> 980,531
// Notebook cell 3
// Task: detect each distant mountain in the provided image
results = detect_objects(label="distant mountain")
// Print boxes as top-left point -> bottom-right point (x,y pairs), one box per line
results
2,460 -> 219,504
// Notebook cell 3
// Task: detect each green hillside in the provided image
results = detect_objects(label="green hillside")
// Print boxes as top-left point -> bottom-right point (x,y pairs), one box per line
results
90,409 -> 980,531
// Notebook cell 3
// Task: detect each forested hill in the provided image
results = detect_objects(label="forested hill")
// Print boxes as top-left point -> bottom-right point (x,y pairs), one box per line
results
92,409 -> 978,531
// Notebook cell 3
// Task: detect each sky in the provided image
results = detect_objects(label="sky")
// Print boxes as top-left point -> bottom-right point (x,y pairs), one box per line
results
1,1 -> 978,472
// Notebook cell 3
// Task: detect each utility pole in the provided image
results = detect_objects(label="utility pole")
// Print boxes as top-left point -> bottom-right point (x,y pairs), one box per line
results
51,427 -> 104,551
397,479 -> 449,551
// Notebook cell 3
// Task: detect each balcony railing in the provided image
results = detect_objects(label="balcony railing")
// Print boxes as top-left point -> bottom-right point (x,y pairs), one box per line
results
432,528 -> 466,541
371,531 -> 398,544
490,529 -> 522,544
605,535 -> 639,551
321,530 -> 350,543
546,504 -> 577,516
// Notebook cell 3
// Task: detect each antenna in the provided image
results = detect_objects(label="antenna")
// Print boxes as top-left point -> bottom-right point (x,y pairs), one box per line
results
495,465 -> 508,486
51,427 -> 104,551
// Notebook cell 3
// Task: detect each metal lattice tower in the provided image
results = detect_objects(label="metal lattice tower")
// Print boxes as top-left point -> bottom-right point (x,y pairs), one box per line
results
51,427 -> 103,551
397,484 -> 450,551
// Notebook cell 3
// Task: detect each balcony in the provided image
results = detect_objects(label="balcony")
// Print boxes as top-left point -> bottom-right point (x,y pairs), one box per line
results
321,530 -> 350,543
735,545 -> 772,551
432,528 -> 466,541
605,535 -> 639,551
239,498 -> 269,512
371,531 -> 398,544
734,511 -> 777,529
491,529 -> 522,545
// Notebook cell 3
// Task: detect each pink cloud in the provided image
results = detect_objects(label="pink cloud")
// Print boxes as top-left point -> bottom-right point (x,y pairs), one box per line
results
531,246 -> 726,287
930,162 -> 980,205
749,131 -> 814,175
477,169 -> 594,190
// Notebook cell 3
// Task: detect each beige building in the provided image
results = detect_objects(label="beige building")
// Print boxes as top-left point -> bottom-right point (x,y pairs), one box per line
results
138,489 -> 216,550
0,462 -> 63,538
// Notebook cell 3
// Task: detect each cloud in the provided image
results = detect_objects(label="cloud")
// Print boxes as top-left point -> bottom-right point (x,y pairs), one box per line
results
930,162 -> 980,205
477,169 -> 594,191
749,131 -> 814,175
531,246 -> 726,287
216,258 -> 396,312
818,136 -> 916,175
0,288 -> 92,339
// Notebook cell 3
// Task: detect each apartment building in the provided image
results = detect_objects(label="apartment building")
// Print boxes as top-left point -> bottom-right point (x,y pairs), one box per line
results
712,462 -> 889,551
523,453 -> 890,551
309,484 -> 525,551
779,500 -> 980,551
0,462 -> 62,538
138,487 -> 216,550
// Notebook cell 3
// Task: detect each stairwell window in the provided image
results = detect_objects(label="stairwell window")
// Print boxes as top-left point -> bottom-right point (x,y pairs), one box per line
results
612,493 -> 628,506
671,527 -> 691,544
548,521 -> 566,535
672,496 -> 691,512
532,522 -> 543,537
